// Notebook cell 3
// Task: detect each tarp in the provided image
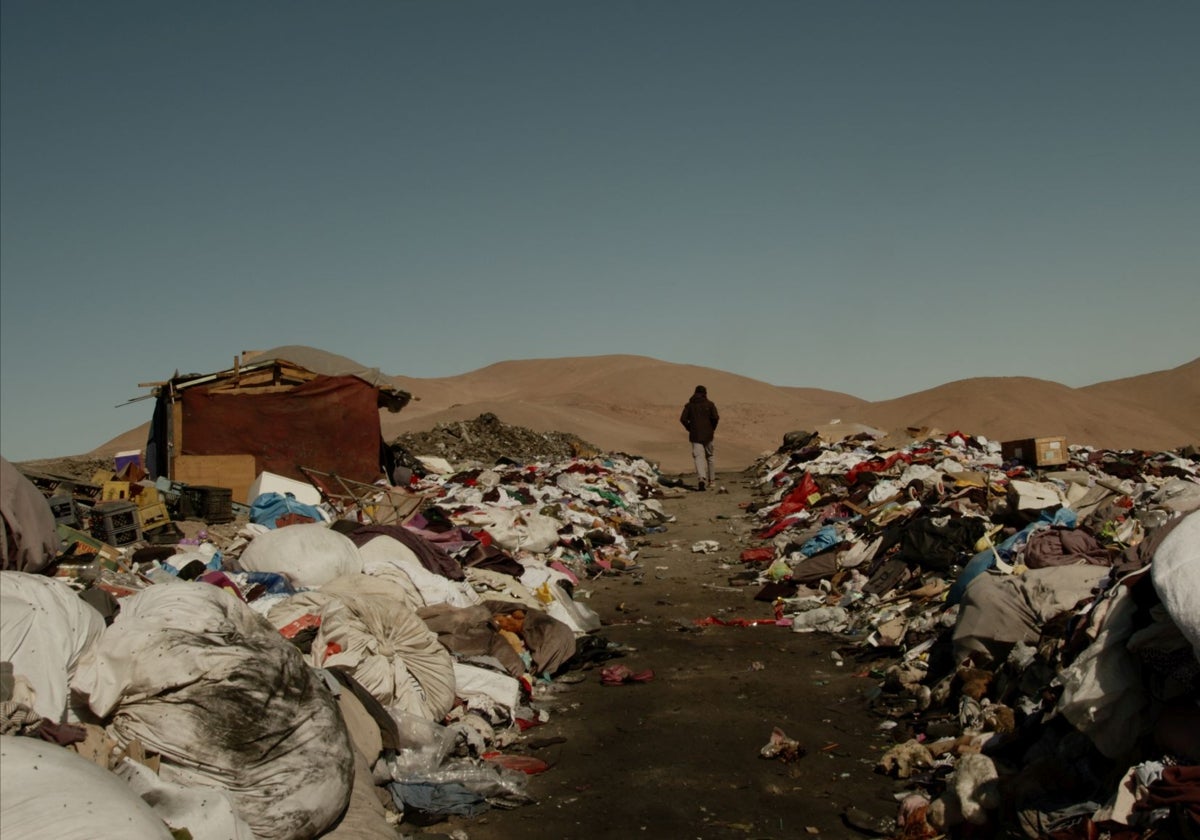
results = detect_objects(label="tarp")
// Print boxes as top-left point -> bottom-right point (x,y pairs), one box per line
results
1,456 -> 59,573
181,374 -> 383,483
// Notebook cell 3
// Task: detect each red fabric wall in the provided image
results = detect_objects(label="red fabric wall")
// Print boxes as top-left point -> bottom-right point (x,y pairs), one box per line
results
181,375 -> 383,483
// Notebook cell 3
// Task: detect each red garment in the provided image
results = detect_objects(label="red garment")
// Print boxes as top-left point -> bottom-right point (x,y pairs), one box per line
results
600,664 -> 655,685
758,515 -> 803,540
740,547 -> 775,563
693,616 -> 787,628
770,473 -> 822,520
845,452 -> 913,485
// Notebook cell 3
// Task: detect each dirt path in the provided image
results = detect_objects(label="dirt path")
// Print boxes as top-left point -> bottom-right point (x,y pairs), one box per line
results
438,470 -> 901,840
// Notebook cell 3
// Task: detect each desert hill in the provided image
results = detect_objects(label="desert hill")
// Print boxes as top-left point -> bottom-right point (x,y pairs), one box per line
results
1079,357 -> 1200,433
83,349 -> 1198,474
852,371 -> 1198,456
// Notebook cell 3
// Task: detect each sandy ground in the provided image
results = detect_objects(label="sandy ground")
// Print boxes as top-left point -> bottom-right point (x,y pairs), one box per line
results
429,469 -> 902,840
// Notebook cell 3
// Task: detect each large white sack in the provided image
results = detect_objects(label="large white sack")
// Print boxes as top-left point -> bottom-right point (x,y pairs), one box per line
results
70,583 -> 353,840
310,585 -> 456,722
116,758 -> 254,840
234,522 -> 363,588
0,572 -> 105,722
264,590 -> 338,634
1151,510 -> 1200,660
358,535 -> 481,608
0,735 -> 173,840
322,565 -> 423,613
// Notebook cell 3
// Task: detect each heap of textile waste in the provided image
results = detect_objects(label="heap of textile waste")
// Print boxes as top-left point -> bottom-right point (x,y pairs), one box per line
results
741,429 -> 1199,837
1,450 -> 668,839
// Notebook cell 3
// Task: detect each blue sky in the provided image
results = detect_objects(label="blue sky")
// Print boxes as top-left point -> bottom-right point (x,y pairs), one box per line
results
2,1 -> 1197,461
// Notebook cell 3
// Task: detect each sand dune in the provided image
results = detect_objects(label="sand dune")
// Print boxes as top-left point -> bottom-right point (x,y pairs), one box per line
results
87,349 -> 1199,474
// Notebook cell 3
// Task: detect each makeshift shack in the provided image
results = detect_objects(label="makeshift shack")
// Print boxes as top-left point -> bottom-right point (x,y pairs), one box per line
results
142,352 -> 412,503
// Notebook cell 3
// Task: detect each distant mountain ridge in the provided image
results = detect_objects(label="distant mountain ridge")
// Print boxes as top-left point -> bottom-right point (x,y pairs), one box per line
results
90,348 -> 1199,473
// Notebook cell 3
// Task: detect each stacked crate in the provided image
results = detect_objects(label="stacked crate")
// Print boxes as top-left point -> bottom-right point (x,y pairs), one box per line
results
180,485 -> 234,523
134,486 -> 171,530
89,501 -> 142,547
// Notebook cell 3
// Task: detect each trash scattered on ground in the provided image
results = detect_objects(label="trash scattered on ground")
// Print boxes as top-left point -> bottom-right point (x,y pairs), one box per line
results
759,727 -> 806,762
1,411 -> 675,838
599,663 -> 655,686
734,427 -> 1200,837
3,410 -> 1198,838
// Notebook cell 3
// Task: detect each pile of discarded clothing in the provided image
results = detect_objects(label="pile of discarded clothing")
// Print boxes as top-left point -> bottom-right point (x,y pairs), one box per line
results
741,431 -> 1199,837
0,450 -> 669,839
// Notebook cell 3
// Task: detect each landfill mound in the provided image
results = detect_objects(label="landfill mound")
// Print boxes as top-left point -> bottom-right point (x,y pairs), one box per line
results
3,447 -> 671,837
392,411 -> 604,466
738,428 -> 1200,836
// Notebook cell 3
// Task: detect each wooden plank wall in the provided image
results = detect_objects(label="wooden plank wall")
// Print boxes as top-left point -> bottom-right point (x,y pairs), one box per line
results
172,454 -> 257,504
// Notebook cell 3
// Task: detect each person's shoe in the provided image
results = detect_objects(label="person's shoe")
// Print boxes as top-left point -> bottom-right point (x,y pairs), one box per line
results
697,479 -> 706,491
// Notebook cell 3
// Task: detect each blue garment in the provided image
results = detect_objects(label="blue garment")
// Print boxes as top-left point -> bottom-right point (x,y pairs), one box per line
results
250,492 -> 324,529
799,525 -> 840,557
244,571 -> 294,596
389,781 -> 488,817
946,549 -> 996,606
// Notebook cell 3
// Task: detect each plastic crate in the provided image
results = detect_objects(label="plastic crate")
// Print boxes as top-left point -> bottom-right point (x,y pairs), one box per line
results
105,526 -> 143,547
180,486 -> 234,523
90,501 -> 143,545
48,495 -> 81,528
137,501 -> 171,529
102,481 -> 133,502
143,521 -> 183,545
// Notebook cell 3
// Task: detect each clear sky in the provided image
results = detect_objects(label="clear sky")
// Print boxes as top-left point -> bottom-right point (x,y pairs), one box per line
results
2,1 -> 1197,461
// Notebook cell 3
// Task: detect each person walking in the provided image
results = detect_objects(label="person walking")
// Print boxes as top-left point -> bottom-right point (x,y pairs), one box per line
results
680,385 -> 719,490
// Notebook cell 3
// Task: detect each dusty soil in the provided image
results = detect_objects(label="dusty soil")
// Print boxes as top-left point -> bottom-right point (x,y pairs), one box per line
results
435,469 -> 902,840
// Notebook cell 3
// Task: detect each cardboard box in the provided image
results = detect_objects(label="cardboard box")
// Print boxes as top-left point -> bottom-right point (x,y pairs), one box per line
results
1001,436 -> 1068,467
248,471 -> 323,507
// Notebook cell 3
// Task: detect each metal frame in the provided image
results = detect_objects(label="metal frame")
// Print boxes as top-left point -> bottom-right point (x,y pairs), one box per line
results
298,466 -> 425,525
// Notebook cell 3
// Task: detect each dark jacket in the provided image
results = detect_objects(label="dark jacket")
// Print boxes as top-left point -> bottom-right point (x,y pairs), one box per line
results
680,394 -> 719,444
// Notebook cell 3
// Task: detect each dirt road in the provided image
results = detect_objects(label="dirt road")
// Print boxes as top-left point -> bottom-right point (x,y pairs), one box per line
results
438,469 -> 902,840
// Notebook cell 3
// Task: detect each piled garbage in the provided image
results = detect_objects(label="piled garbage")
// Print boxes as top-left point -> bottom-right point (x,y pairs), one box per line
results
0,446 -> 669,839
391,412 -> 602,470
742,430 -> 1199,837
